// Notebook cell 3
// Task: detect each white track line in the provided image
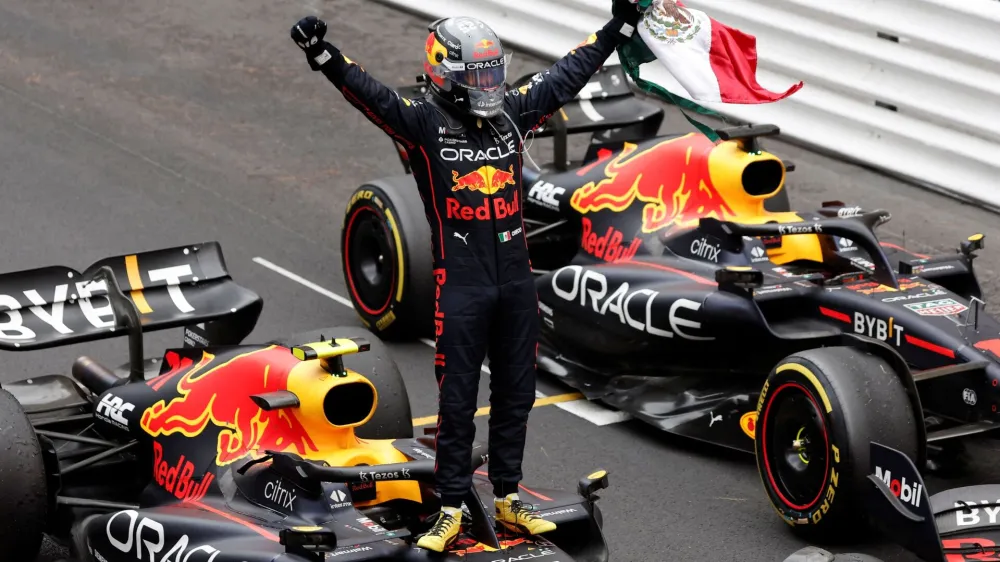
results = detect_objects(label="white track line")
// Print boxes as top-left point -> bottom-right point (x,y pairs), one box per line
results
252,256 -> 630,426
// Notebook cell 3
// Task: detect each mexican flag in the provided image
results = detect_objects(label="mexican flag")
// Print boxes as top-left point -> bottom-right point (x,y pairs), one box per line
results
615,0 -> 802,132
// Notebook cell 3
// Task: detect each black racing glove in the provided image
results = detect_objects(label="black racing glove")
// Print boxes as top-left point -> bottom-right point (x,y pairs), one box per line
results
612,0 -> 645,28
606,0 -> 646,42
291,16 -> 332,71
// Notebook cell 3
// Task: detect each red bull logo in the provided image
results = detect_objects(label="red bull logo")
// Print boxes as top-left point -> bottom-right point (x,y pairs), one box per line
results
140,347 -> 318,466
474,39 -> 500,59
570,134 -> 734,234
451,165 -> 515,195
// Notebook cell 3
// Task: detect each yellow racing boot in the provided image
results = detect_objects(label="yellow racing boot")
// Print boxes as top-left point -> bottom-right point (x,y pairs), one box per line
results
416,507 -> 462,552
495,494 -> 556,535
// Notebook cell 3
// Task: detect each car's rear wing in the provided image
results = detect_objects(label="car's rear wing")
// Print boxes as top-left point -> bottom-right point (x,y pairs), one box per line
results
0,242 -> 262,351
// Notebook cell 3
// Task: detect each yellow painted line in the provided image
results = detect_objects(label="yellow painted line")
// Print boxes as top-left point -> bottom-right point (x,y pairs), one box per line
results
124,255 -> 153,314
411,392 -> 585,427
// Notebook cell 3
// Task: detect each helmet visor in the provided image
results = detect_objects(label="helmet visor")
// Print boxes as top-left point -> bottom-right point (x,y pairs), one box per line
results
450,64 -> 506,90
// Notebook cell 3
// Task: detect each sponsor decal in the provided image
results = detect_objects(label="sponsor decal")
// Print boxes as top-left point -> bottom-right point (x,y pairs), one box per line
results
466,58 -> 504,70
580,218 -> 641,263
754,285 -> 792,296
473,39 -> 500,59
954,503 -> 1000,527
375,310 -> 396,331
490,548 -> 556,561
849,256 -> 876,270
106,509 -> 219,562
434,269 -> 446,340
535,508 -> 577,518
264,479 -> 297,510
874,465 -> 923,509
837,206 -> 862,218
451,165 -> 516,195
498,227 -> 523,243
409,447 -> 435,461
904,298 -> 968,317
447,191 -> 520,221
442,142 -> 516,162
527,181 -> 564,211
356,516 -> 387,534
569,135 -> 735,234
854,313 -> 905,346
551,265 -> 713,340
152,442 -> 214,503
740,412 -> 756,439
141,348 -> 319,466
772,267 -> 796,278
847,279 -> 929,295
358,468 -> 411,482
837,237 -> 856,252
750,245 -> 769,262
96,393 -> 135,430
963,388 -> 978,406
690,238 -> 721,262
778,223 -> 822,235
882,289 -> 947,302
350,479 -> 376,502
912,264 -> 956,274
329,488 -> 352,509
0,262 -> 196,341
183,326 -> 210,347
330,546 -> 374,557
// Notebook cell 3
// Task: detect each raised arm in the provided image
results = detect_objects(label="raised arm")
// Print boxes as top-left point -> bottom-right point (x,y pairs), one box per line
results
291,16 -> 426,148
506,4 -> 643,132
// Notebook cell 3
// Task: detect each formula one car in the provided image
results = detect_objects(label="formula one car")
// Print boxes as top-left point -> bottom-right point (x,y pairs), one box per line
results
0,243 -> 610,562
339,63 -> 1000,541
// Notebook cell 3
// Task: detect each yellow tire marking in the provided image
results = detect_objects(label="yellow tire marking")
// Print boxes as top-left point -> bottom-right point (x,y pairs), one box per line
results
776,363 -> 832,413
124,255 -> 153,314
385,209 -> 405,303
411,392 -> 585,427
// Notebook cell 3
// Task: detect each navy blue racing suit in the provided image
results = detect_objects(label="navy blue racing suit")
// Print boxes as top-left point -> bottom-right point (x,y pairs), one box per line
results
312,19 -> 634,507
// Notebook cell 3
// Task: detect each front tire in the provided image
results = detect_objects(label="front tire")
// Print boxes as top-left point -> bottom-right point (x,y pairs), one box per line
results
0,387 -> 48,561
270,327 -> 413,439
754,347 -> 918,543
341,176 -> 435,340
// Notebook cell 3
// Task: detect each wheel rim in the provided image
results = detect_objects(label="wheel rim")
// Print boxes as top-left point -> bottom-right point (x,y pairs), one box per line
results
761,382 -> 830,511
344,207 -> 395,316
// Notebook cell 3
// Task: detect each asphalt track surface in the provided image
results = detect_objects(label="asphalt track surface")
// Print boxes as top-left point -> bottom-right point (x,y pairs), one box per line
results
1,0 -> 998,561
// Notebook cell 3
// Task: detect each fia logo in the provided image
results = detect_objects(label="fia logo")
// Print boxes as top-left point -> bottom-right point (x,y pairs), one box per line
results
963,388 -> 977,406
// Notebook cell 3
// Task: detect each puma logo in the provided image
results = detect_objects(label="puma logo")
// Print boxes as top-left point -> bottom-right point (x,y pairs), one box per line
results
454,232 -> 469,245
709,412 -> 722,427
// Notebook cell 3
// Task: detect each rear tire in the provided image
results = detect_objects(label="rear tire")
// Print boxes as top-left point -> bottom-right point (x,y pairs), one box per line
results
270,327 -> 414,439
754,347 -> 918,543
341,176 -> 435,341
0,387 -> 48,561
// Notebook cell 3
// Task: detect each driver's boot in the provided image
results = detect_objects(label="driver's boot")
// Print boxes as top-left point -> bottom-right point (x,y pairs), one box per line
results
416,507 -> 462,552
495,493 -> 557,535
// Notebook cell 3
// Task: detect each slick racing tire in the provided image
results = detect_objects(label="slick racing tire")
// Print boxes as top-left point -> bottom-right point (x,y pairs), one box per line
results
0,387 -> 48,561
341,176 -> 434,341
754,347 -> 918,542
270,326 -> 413,439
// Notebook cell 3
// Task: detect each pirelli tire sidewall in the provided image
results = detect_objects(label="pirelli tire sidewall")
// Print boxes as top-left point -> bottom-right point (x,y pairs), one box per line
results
341,177 -> 434,340
754,347 -> 918,542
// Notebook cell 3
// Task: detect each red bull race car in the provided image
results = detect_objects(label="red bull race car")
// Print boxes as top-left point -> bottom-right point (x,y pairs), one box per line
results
339,64 -> 1000,542
0,243 -> 611,562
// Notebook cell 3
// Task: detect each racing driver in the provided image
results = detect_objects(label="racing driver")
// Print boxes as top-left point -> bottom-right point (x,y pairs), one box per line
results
291,2 -> 645,552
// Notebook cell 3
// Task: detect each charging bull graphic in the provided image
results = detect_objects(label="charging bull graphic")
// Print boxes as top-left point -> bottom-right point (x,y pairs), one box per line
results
140,346 -> 319,466
452,165 -> 516,195
570,134 -> 734,233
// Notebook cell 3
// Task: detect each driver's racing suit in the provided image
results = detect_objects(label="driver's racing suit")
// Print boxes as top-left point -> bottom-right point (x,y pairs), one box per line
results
314,19 -> 635,508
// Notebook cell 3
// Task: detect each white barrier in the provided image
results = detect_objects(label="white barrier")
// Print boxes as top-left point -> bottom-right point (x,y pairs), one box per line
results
372,0 -> 1000,211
